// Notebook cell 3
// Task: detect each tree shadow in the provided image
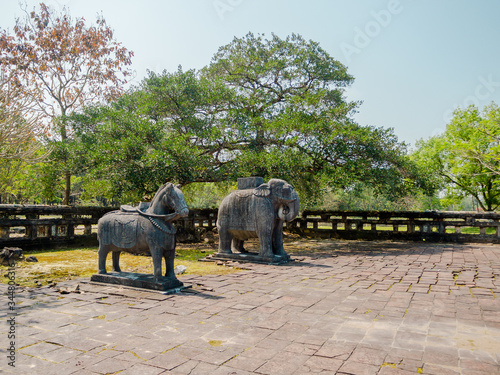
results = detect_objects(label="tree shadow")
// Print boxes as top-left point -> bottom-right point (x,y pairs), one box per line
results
284,238 -> 479,259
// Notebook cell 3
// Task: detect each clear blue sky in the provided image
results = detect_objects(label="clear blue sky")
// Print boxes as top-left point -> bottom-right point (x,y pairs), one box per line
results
2,0 -> 500,147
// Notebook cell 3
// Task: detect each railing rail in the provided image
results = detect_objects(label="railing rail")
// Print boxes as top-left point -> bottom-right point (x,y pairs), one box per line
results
1,205 -> 499,249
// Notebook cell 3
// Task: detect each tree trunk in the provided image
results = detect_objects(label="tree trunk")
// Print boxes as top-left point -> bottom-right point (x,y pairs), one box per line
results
63,170 -> 71,205
59,115 -> 71,206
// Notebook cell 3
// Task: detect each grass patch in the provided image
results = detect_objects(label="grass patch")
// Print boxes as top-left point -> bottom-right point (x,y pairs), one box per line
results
458,227 -> 496,235
0,244 -> 239,288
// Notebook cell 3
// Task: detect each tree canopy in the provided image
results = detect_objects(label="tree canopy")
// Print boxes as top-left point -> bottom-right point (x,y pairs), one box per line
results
412,103 -> 500,211
0,3 -> 133,122
0,2 -> 133,204
0,69 -> 48,161
67,33 -> 426,203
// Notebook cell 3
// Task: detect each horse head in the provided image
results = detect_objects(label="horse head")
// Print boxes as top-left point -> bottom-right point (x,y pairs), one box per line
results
147,183 -> 189,221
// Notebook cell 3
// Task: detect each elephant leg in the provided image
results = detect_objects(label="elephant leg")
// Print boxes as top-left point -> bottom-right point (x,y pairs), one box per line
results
151,247 -> 163,281
112,251 -> 121,272
258,228 -> 274,258
164,249 -> 176,279
272,221 -> 287,256
98,244 -> 109,274
232,238 -> 247,253
218,227 -> 233,254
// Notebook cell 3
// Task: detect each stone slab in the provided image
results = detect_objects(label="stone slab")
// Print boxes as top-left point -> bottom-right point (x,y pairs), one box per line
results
209,251 -> 292,265
90,272 -> 188,292
237,176 -> 264,190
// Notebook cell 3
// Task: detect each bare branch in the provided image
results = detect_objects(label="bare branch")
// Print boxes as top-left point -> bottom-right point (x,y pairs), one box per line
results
0,69 -> 51,161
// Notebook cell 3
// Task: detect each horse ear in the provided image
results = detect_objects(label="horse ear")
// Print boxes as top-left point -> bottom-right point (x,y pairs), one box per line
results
254,183 -> 271,197
176,184 -> 182,189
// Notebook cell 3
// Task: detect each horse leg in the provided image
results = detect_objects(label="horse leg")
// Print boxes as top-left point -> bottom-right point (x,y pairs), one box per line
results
112,251 -> 121,272
151,246 -> 163,281
98,244 -> 109,274
164,248 -> 176,279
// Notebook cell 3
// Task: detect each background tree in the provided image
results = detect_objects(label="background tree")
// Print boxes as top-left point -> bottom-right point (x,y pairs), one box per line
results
68,33 -> 428,204
0,2 -> 133,204
412,103 -> 500,211
0,65 -> 51,203
455,103 -> 500,177
0,69 -> 48,161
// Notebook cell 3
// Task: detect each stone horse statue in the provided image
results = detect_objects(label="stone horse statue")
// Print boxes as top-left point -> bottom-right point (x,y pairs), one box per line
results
97,183 -> 189,282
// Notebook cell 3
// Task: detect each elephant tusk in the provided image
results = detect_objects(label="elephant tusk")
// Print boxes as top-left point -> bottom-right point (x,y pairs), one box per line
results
278,205 -> 291,221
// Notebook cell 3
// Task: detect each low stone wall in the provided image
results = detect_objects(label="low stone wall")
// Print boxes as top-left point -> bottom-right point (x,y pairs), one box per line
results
287,210 -> 500,244
1,205 -> 499,250
0,205 -> 219,250
0,205 -> 115,250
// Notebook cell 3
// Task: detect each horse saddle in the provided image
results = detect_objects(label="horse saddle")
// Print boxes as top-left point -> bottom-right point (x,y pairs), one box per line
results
120,202 -> 150,213
119,203 -> 176,235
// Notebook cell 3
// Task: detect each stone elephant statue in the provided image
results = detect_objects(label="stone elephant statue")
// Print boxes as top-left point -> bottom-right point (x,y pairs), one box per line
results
217,178 -> 300,260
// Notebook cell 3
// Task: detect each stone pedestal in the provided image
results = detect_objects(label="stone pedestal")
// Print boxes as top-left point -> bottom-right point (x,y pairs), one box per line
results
210,251 -> 292,265
90,272 -> 189,293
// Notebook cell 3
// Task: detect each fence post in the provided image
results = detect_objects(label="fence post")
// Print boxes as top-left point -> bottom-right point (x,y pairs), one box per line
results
408,223 -> 415,233
438,219 -> 445,234
300,213 -> 308,230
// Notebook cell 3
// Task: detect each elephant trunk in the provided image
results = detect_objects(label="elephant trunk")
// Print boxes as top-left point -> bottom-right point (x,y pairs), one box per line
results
278,192 -> 300,222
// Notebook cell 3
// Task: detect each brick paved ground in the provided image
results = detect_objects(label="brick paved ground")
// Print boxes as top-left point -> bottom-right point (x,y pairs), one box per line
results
1,240 -> 499,374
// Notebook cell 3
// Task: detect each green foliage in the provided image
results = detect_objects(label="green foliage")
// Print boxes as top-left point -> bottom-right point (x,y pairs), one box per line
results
64,33 -> 426,204
412,103 -> 500,211
1,3 -> 134,204
305,183 -> 442,211
182,182 -> 237,208
65,69 -> 236,203
0,151 -> 51,203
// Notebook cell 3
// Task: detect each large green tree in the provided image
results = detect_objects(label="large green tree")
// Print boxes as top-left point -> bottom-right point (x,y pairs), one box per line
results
412,103 -> 500,211
70,33 -> 427,203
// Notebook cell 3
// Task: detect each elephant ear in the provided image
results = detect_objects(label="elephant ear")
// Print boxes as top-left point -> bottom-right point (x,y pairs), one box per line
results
253,183 -> 271,197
